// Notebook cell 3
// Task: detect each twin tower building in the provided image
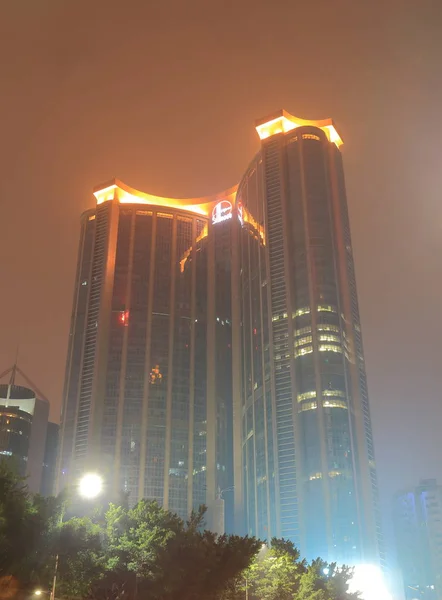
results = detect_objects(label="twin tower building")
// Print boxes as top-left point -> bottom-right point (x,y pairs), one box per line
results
59,110 -> 384,568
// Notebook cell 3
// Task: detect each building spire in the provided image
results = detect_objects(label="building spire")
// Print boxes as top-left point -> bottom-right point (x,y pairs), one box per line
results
9,346 -> 19,386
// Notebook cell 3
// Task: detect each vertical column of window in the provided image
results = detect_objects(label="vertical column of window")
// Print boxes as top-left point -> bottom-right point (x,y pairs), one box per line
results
334,151 -> 384,562
145,212 -> 173,505
120,211 -> 153,502
263,138 -> 298,541
213,221 -> 233,524
239,208 -> 256,536
248,182 -> 268,540
101,211 -> 132,472
255,163 -> 277,540
238,200 -> 250,532
75,203 -> 110,462
60,214 -> 95,482
169,215 -> 193,519
192,219 -> 208,510
287,137 -> 321,535
303,136 -> 357,561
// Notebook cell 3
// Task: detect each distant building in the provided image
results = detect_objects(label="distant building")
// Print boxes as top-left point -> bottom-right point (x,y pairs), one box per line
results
394,479 -> 442,599
0,370 -> 50,493
41,421 -> 59,496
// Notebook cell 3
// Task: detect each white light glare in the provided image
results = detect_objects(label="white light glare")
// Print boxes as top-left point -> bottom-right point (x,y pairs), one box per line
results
348,565 -> 392,600
78,473 -> 103,499
34,591 -> 42,596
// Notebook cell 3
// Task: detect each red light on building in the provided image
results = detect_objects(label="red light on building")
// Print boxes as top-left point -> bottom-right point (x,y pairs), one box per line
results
119,310 -> 129,326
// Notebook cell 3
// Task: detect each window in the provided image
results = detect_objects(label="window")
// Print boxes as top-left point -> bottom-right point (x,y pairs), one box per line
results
297,390 -> 316,402
299,401 -> 317,412
302,134 -> 320,141
319,344 -> 342,354
319,334 -> 341,343
295,336 -> 312,347
295,346 -> 313,357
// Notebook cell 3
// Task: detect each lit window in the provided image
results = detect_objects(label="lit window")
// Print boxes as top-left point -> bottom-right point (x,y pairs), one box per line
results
299,401 -> 317,412
309,472 -> 322,481
136,210 -> 153,216
119,310 -> 129,326
302,133 -> 321,141
329,470 -> 343,478
297,390 -> 316,402
317,305 -> 337,313
81,280 -> 88,286
319,334 -> 341,343
317,324 -> 339,333
157,212 -> 173,219
272,312 -> 288,322
295,307 -> 311,317
319,344 -> 342,353
295,345 -> 313,357
150,365 -> 162,384
295,335 -> 312,347
88,215 -> 96,221
295,326 -> 312,336
323,400 -> 347,409
323,389 -> 345,398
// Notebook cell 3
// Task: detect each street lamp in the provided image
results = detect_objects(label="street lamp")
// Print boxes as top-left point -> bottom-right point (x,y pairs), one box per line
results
347,564 -> 392,600
78,473 -> 103,499
50,473 -> 104,600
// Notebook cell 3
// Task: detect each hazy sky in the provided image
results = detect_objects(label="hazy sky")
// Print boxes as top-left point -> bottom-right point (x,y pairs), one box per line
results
1,0 -> 441,562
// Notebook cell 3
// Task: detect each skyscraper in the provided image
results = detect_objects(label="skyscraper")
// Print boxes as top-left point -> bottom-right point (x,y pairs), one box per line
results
59,110 -> 383,565
234,110 -> 383,567
59,181 -> 235,528
394,480 -> 442,599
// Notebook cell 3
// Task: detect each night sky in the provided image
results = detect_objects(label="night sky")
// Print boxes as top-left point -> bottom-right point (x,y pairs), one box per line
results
1,0 -> 441,566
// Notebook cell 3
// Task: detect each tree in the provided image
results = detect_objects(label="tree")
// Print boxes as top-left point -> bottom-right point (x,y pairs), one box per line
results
56,516 -> 105,598
232,538 -> 359,600
96,501 -> 261,600
0,460 -> 63,588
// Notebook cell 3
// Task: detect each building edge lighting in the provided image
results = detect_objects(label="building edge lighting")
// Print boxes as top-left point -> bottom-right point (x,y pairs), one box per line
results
255,109 -> 343,147
93,178 -> 238,216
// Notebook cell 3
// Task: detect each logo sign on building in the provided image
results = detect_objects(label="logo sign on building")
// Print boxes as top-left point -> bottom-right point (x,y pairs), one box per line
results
212,200 -> 232,225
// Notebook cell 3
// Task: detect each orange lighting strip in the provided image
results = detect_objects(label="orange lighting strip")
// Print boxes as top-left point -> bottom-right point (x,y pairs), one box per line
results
93,179 -> 237,217
255,110 -> 343,147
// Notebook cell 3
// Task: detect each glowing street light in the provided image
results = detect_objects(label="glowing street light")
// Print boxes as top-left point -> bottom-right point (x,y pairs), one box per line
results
51,473 -> 104,600
348,564 -> 392,600
78,473 -> 103,499
34,591 -> 42,596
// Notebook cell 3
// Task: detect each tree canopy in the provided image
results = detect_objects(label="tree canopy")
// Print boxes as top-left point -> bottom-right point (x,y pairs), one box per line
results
0,461 -> 360,600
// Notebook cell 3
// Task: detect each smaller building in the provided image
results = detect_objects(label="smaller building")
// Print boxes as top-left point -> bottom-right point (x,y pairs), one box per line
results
394,479 -> 442,600
0,366 -> 54,494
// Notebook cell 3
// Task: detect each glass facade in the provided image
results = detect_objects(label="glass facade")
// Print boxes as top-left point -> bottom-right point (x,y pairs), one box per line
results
59,110 -> 382,565
0,382 -> 50,493
59,183 -> 234,528
235,117 -> 384,567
